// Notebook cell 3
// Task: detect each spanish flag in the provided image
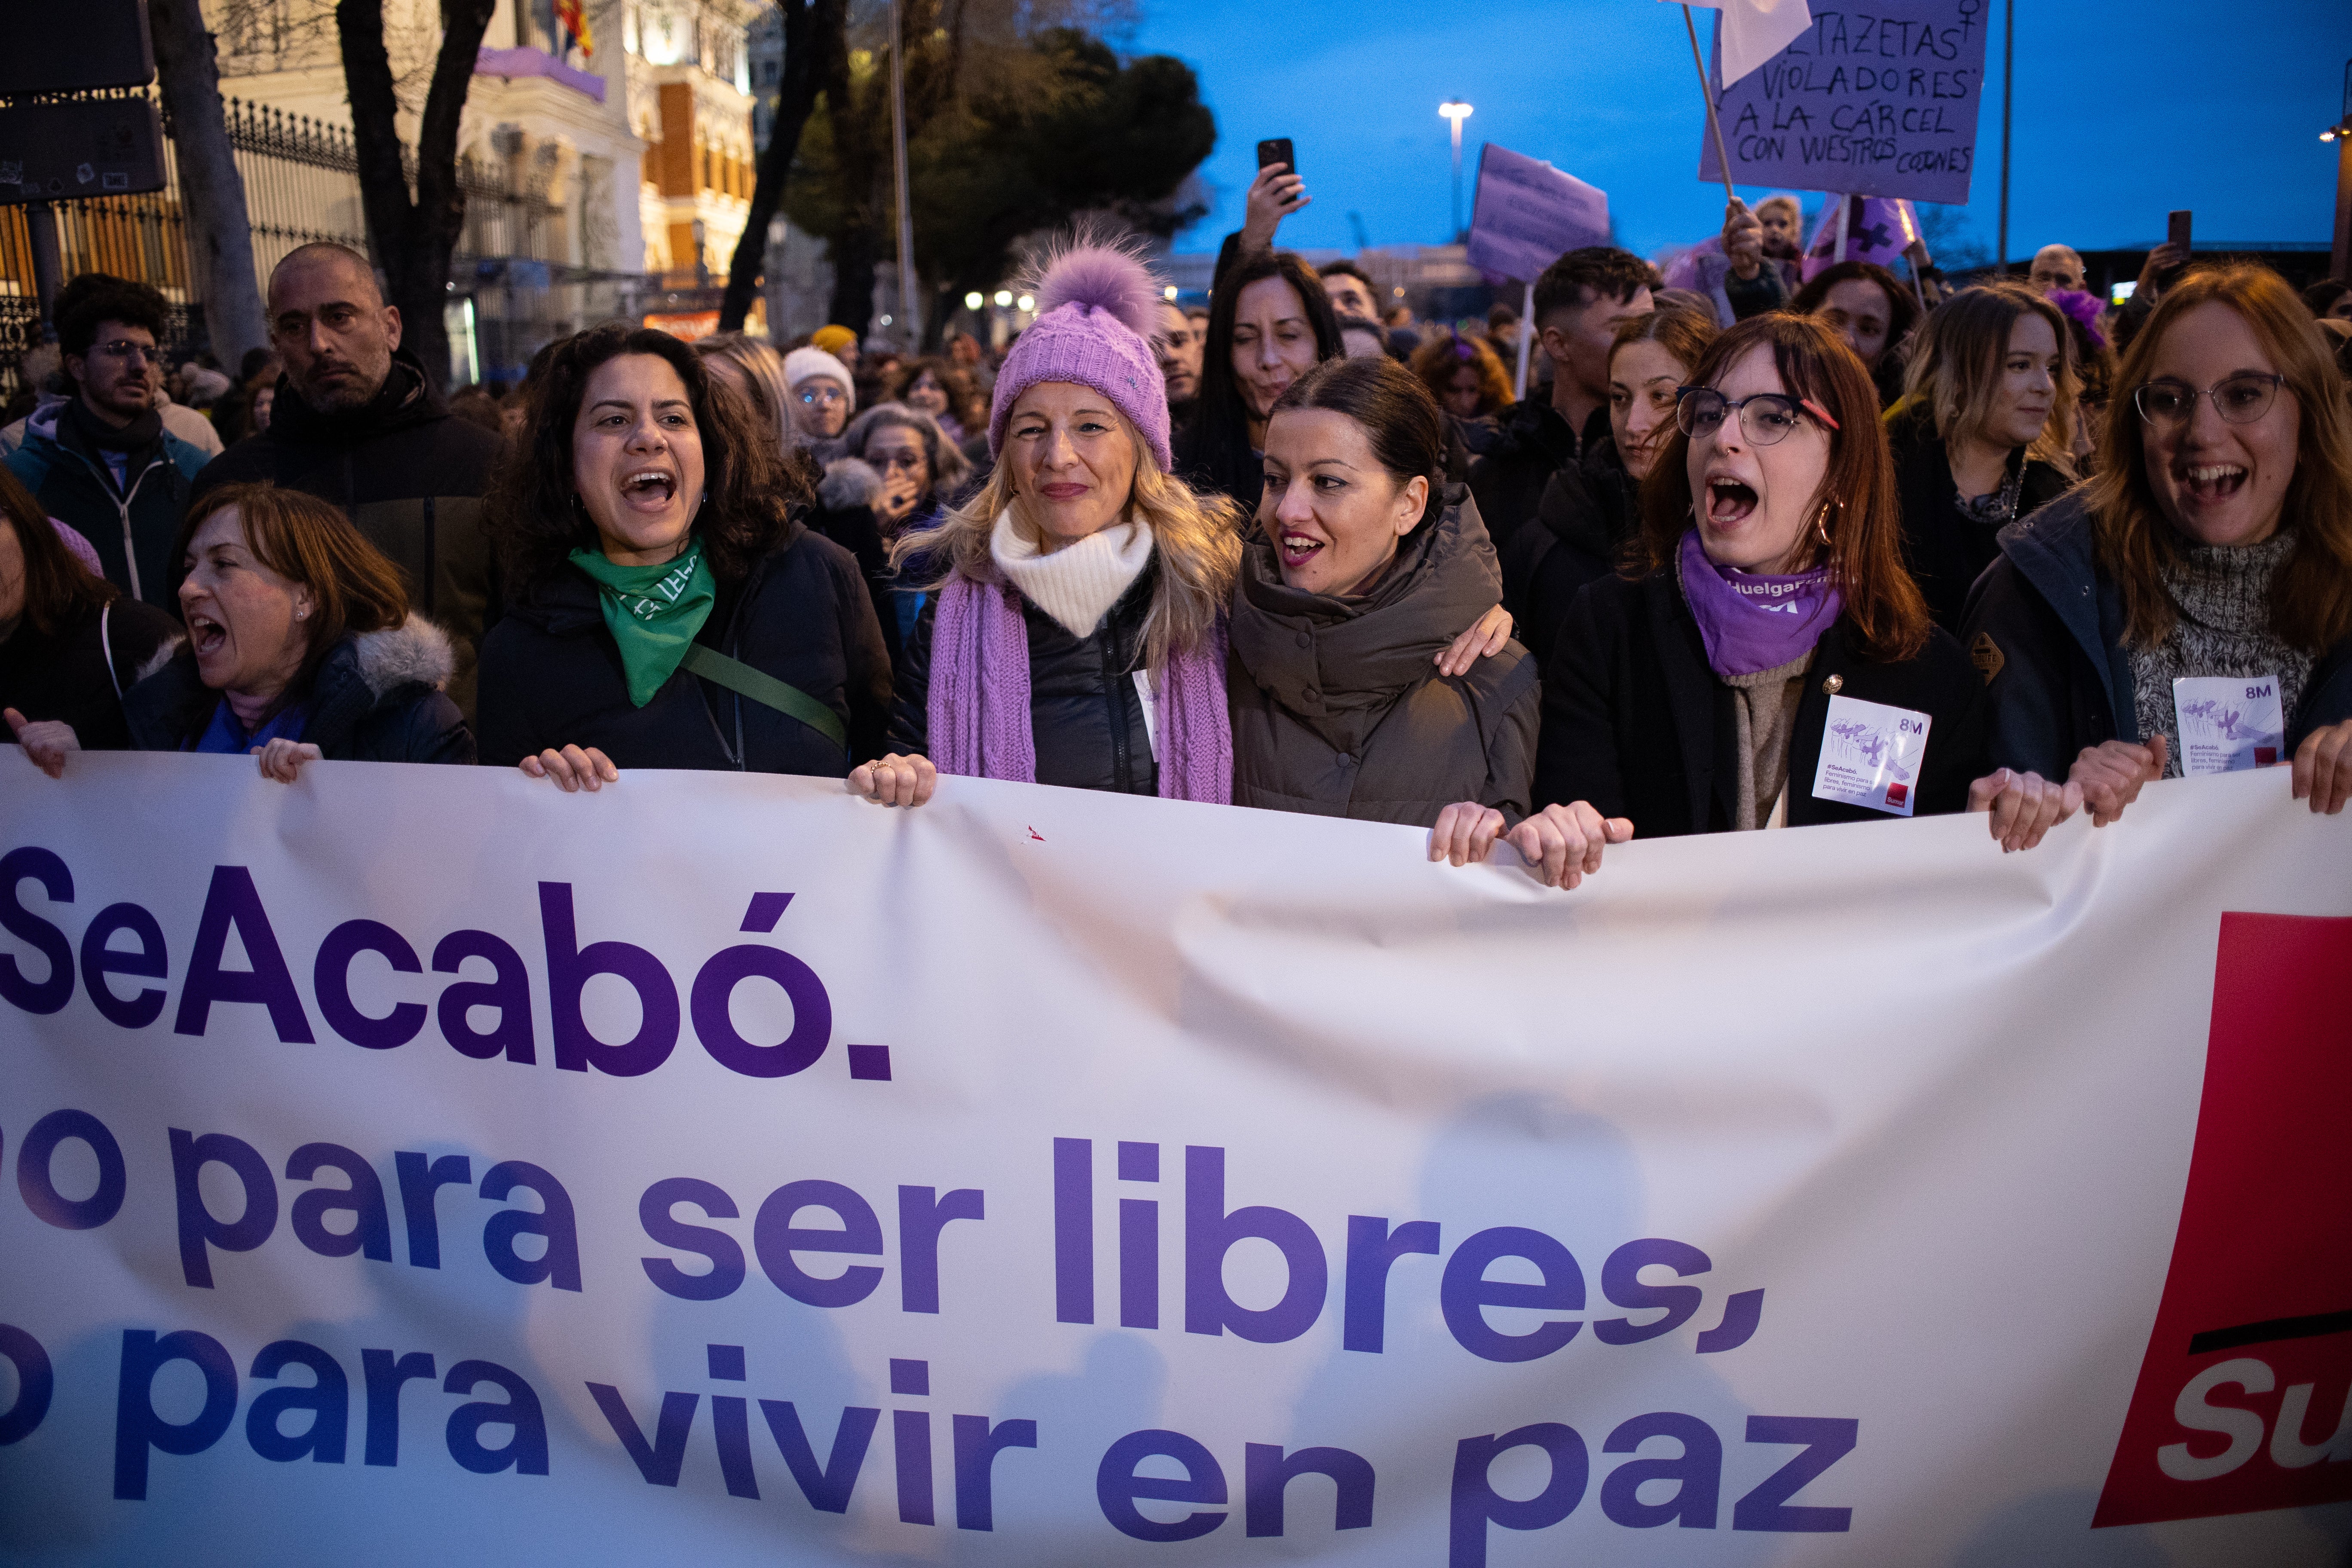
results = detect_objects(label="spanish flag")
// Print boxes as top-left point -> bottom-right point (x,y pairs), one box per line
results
556,0 -> 594,57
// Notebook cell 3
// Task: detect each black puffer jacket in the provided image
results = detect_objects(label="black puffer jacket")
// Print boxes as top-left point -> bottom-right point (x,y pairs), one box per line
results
1228,490 -> 1537,827
0,594 -> 182,751
1535,570 -> 1988,834
888,562 -> 1160,796
1500,430 -> 1638,673
1960,493 -> 2352,780
476,518 -> 891,775
122,616 -> 474,763
1465,398 -> 1606,560
1888,403 -> 2073,634
193,349 -> 505,719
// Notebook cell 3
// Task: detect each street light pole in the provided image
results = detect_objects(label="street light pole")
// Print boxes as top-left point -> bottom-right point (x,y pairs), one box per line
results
887,0 -> 919,346
2328,59 -> 2352,285
1439,101 -> 1473,242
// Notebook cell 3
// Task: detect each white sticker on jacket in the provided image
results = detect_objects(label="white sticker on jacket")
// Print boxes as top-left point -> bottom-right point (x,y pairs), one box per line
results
1811,694 -> 1931,818
1133,670 -> 1160,763
2173,674 -> 2284,776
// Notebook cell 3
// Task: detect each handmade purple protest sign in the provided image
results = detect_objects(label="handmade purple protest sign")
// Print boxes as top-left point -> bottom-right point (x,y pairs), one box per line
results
1465,144 -> 1610,284
1697,0 -> 1989,204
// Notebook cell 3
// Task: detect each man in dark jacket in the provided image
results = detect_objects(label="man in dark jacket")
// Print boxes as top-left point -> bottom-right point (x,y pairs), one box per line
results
1467,248 -> 1655,557
193,242 -> 504,719
5,285 -> 209,609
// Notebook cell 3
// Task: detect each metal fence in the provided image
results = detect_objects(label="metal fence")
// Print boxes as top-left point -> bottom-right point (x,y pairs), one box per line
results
0,92 -> 563,397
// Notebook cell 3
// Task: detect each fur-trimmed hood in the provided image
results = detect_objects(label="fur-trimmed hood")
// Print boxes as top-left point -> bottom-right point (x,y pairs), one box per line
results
121,613 -> 471,763
818,457 -> 882,512
352,614 -> 456,696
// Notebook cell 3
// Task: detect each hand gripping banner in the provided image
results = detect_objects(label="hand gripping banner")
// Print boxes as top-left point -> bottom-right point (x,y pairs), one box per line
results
0,753 -> 2347,1564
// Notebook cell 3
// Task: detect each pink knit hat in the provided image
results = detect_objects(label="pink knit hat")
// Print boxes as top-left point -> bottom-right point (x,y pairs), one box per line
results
987,240 -> 1172,472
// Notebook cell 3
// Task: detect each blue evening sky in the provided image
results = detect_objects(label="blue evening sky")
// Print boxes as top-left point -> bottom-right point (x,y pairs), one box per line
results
1127,0 -> 2351,263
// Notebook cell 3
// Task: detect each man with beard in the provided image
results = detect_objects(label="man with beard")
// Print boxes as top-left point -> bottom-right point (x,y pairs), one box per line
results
193,242 -> 504,718
5,284 -> 210,609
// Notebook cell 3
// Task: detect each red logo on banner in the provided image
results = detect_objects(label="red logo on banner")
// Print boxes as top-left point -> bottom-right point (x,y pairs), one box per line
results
2094,914 -> 2352,1528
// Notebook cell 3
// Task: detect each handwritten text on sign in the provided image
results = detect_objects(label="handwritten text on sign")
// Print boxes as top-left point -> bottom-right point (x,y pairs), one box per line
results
1699,0 -> 1989,204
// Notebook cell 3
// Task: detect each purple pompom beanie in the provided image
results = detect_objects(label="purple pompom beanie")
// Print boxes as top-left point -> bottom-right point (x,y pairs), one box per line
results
987,242 -> 1173,472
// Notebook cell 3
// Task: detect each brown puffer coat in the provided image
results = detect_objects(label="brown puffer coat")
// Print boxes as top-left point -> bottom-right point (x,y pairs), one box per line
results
1227,487 -> 1539,828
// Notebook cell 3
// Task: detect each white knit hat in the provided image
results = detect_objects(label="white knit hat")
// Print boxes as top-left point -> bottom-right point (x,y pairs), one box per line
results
782,347 -> 855,412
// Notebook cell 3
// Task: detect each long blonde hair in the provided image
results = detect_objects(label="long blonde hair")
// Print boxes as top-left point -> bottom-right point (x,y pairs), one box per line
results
889,407 -> 1243,673
1903,280 -> 2079,478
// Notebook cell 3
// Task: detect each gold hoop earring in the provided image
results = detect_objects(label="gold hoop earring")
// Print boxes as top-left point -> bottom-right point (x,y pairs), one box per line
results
1815,499 -> 1837,548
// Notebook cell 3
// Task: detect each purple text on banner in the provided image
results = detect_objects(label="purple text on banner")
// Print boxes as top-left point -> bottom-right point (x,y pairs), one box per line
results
1696,0 -> 1988,205
1464,144 -> 1611,285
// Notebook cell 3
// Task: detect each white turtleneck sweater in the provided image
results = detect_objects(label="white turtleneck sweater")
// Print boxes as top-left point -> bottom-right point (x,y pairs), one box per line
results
989,509 -> 1155,639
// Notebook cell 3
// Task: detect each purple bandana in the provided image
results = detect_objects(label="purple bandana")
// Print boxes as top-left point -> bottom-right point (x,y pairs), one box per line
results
1677,529 -> 1842,680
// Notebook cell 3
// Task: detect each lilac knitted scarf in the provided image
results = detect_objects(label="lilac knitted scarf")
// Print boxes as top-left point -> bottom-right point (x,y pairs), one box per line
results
928,570 -> 1231,802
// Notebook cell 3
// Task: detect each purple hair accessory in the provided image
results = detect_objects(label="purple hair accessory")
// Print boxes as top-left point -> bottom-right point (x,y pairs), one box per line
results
2047,288 -> 2108,349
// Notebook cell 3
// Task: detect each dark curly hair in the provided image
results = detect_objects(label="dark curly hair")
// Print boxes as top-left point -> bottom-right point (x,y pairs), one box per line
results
488,324 -> 812,591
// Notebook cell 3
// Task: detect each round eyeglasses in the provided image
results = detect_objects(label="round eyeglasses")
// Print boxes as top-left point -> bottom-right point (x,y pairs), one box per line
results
2131,373 -> 2284,430
1674,386 -> 1840,447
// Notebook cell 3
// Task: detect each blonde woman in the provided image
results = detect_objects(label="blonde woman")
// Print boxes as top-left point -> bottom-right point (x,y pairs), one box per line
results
849,242 -> 1244,806
1887,281 -> 2079,630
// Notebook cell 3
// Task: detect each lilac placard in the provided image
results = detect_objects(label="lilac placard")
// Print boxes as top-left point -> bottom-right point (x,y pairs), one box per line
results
1464,144 -> 1611,285
1697,0 -> 1988,204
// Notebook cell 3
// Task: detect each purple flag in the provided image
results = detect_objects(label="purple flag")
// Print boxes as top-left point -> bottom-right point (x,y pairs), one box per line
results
1465,145 -> 1611,285
1801,194 -> 1923,281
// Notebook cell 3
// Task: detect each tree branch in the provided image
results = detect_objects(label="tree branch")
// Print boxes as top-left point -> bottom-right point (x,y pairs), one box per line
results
721,0 -> 846,332
334,0 -> 413,263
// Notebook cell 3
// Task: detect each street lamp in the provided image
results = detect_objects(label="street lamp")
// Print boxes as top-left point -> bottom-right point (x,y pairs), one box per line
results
1439,101 -> 1473,242
2328,58 -> 2352,285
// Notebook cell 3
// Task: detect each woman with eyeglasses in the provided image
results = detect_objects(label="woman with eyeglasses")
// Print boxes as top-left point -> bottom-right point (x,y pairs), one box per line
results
1963,265 -> 2352,822
782,346 -> 856,460
1521,313 -> 2070,885
816,402 -> 972,666
1886,282 -> 2078,634
1503,305 -> 1718,671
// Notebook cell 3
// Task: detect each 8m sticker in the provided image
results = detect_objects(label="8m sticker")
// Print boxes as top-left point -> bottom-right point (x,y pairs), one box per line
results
1810,695 -> 1929,817
2094,914 -> 2352,1527
2173,674 -> 2285,775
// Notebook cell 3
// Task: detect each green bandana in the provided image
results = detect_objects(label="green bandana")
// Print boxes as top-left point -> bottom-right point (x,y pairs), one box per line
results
568,539 -> 718,707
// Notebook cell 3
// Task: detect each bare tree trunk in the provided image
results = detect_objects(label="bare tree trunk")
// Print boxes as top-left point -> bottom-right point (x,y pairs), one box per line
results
719,0 -> 844,334
335,0 -> 497,390
148,0 -> 268,368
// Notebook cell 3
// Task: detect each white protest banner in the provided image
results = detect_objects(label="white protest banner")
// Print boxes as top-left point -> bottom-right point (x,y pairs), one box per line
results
2,752 -> 2349,1564
1463,145 -> 1609,286
1697,0 -> 1990,204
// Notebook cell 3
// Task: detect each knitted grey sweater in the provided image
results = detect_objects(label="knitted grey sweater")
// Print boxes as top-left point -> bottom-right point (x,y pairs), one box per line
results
2128,530 -> 2309,777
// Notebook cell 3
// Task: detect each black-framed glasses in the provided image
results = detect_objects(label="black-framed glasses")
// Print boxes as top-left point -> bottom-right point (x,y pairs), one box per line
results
1674,386 -> 1839,447
2132,373 -> 2284,430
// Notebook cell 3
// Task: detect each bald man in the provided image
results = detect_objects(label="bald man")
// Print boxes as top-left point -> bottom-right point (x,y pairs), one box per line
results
2028,245 -> 2086,296
193,242 -> 505,719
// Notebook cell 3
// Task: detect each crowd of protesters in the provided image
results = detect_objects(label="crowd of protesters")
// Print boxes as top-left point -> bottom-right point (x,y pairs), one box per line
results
7,179 -> 2350,886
